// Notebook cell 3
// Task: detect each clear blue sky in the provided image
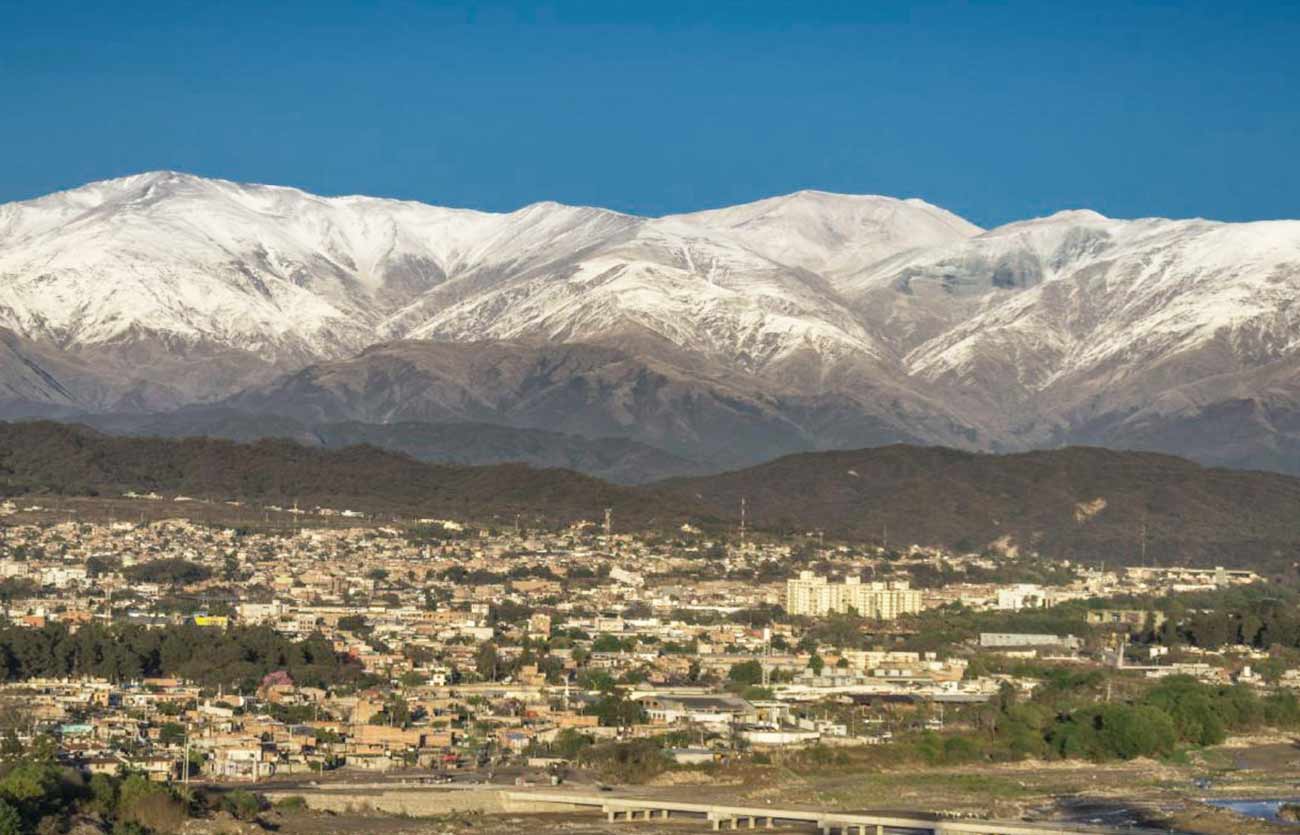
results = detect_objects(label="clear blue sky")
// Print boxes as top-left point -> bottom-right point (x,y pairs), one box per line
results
2,1 -> 1298,227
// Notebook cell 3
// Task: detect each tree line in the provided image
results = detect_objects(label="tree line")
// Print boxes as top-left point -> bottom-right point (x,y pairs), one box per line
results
0,622 -> 368,691
941,673 -> 1300,764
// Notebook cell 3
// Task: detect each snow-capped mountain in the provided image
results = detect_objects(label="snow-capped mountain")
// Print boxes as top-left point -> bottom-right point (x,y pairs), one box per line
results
0,173 -> 979,401
4,171 -> 1300,476
851,210 -> 1300,438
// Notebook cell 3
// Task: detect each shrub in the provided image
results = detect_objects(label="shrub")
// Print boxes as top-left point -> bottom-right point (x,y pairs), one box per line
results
221,789 -> 264,821
86,773 -> 119,818
0,759 -> 69,825
117,776 -> 186,835
552,728 -> 592,759
273,795 -> 308,813
0,800 -> 21,835
941,735 -> 981,763
1051,703 -> 1177,761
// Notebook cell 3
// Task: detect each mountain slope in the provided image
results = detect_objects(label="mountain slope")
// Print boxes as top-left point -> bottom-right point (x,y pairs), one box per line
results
77,409 -> 703,484
847,211 -> 1300,457
0,420 -> 674,525
4,173 -> 1300,476
665,190 -> 982,283
0,173 -> 971,406
4,421 -> 1300,571
656,444 -> 1300,570
223,339 -> 982,469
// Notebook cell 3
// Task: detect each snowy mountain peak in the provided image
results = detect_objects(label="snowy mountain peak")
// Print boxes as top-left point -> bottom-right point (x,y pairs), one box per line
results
663,190 -> 982,281
0,174 -> 991,395
6,170 -> 1300,481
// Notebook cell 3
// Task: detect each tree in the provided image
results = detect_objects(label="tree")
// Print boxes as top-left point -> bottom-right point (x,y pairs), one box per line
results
586,692 -> 647,728
87,773 -> 118,818
727,660 -> 764,687
623,601 -> 653,619
808,654 -> 825,675
0,758 -> 65,823
0,731 -> 21,760
475,642 -> 500,681
591,634 -> 625,653
85,556 -> 119,579
158,722 -> 186,746
995,681 -> 1018,714
1097,704 -> 1177,759
337,615 -> 369,633
552,728 -> 592,759
123,559 -> 212,586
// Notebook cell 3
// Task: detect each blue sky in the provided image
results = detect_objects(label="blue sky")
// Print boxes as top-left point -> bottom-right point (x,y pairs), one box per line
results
2,1 -> 1298,227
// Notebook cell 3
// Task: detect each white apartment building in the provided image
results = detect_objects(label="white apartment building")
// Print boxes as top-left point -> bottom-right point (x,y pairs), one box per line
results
785,571 -> 922,620
995,583 -> 1049,611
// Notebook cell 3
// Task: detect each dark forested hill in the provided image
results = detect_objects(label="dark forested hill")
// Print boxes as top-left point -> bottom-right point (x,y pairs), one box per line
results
75,408 -> 705,483
0,420 -> 677,527
656,445 -> 1300,570
4,421 -> 1300,570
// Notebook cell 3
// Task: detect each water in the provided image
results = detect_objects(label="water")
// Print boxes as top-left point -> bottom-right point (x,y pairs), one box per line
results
1048,798 -> 1148,828
1207,798 -> 1300,822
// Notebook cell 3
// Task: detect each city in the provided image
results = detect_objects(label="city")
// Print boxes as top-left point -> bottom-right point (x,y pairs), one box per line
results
0,494 -> 1289,833
5,1 -> 1300,832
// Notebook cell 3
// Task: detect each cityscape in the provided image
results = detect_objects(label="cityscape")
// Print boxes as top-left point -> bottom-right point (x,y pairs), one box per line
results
4,1 -> 1300,834
0,493 -> 1289,833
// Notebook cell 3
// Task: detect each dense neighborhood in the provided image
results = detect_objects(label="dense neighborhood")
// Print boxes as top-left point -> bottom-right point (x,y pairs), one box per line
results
0,498 -> 1279,801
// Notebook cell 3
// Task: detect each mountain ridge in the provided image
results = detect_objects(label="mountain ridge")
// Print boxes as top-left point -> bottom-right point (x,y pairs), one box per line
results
4,172 -> 1300,479
3,420 -> 1299,572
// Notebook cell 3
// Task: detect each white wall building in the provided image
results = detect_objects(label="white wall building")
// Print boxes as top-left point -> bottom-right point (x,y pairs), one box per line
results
785,572 -> 922,620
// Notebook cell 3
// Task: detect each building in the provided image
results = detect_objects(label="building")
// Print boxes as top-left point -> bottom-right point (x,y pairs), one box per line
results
995,584 -> 1049,611
1086,609 -> 1167,630
637,693 -> 756,729
784,572 -> 922,620
979,633 -> 1081,652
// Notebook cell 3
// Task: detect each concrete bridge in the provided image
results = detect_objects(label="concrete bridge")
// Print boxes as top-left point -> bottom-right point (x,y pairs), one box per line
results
505,791 -> 1143,835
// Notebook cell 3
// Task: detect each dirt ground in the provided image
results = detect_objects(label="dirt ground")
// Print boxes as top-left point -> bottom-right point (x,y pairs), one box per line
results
259,739 -> 1300,835
270,811 -> 805,835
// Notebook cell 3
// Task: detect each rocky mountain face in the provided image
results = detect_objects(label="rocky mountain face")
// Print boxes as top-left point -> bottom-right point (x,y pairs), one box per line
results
3,171 -> 1300,478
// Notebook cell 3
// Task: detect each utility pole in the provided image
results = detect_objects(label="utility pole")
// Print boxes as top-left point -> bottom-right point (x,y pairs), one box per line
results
739,497 -> 747,546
